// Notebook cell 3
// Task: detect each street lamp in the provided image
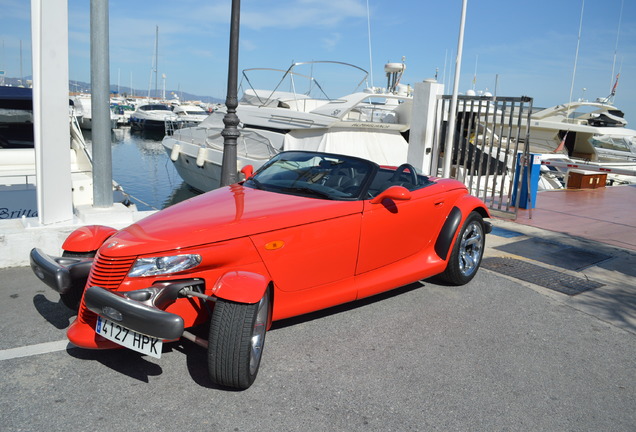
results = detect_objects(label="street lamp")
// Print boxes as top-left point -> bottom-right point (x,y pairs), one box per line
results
220,0 -> 241,186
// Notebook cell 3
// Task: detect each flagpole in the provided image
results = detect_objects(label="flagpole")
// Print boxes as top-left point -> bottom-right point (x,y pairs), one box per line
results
442,0 -> 467,178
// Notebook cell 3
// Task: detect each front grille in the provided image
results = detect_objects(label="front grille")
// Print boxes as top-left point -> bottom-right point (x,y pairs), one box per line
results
77,251 -> 136,326
87,252 -> 136,290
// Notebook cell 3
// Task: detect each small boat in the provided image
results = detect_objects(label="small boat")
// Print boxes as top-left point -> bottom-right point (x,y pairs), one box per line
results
162,60 -> 413,192
71,93 -> 119,130
111,102 -> 135,126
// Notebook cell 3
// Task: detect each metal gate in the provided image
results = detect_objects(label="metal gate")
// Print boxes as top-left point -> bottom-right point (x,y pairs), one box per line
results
431,94 -> 534,219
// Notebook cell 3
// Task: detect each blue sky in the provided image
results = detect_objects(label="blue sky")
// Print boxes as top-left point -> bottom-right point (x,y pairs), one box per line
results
2,0 -> 635,124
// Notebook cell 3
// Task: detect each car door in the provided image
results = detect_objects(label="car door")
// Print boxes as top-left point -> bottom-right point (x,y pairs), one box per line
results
250,210 -> 362,294
355,185 -> 449,276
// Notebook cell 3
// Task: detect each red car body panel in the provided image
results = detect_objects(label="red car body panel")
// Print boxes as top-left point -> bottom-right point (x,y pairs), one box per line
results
61,225 -> 118,252
104,184 -> 363,258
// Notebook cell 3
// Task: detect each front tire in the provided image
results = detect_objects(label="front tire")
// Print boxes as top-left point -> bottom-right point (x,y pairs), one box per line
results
208,288 -> 271,390
440,212 -> 486,285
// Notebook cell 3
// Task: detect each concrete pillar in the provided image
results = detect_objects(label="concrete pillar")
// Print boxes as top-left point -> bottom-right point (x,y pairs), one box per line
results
407,80 -> 444,175
31,0 -> 73,224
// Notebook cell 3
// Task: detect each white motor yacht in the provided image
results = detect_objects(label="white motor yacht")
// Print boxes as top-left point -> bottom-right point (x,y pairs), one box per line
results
502,100 -> 636,163
171,104 -> 210,128
162,61 -> 413,192
130,103 -> 178,132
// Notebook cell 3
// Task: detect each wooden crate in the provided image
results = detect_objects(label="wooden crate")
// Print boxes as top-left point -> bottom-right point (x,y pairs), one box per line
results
566,169 -> 607,189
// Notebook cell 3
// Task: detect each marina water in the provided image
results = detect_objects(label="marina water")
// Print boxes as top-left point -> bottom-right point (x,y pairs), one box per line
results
84,127 -> 199,211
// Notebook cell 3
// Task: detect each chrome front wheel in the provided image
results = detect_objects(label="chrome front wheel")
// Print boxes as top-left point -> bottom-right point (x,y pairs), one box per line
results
440,212 -> 486,285
458,219 -> 484,278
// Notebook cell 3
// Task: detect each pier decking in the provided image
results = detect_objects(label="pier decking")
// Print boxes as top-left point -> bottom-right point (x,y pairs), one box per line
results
512,184 -> 636,252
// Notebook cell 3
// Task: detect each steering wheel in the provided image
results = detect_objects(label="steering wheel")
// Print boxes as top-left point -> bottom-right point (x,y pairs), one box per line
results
390,163 -> 418,185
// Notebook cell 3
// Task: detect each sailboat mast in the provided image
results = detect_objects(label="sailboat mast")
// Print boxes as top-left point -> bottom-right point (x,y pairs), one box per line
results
568,0 -> 585,118
154,25 -> 159,100
366,0 -> 374,88
609,0 -> 624,93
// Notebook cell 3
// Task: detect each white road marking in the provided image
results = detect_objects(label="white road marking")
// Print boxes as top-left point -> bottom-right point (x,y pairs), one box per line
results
0,340 -> 71,361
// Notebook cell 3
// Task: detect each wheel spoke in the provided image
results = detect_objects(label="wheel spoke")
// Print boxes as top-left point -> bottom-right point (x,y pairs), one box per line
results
458,222 -> 483,276
463,233 -> 482,248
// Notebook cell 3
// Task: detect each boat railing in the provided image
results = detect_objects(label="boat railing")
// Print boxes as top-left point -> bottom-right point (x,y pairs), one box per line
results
240,61 -> 369,109
165,118 -> 188,136
0,172 -> 37,187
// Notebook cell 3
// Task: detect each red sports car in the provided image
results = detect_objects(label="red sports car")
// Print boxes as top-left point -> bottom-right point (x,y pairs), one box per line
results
30,151 -> 491,389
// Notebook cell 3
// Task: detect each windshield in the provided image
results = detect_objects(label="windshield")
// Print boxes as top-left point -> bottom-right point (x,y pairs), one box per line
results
244,151 -> 376,200
589,135 -> 636,153
141,104 -> 171,111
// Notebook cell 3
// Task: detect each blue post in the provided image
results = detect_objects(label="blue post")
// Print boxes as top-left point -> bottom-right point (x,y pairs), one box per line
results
511,153 -> 540,209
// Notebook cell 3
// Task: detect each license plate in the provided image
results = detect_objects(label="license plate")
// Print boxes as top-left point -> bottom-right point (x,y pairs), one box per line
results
96,316 -> 162,359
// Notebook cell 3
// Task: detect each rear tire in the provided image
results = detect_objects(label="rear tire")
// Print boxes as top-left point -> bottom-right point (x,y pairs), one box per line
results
208,288 -> 271,390
440,212 -> 485,285
60,251 -> 95,311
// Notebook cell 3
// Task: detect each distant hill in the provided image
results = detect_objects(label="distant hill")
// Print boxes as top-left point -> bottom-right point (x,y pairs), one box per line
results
1,76 -> 224,104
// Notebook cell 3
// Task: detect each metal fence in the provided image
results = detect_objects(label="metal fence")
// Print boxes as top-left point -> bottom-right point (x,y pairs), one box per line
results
432,94 -> 534,219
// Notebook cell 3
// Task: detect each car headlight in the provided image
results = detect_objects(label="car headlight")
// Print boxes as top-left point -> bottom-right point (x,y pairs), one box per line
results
128,254 -> 202,277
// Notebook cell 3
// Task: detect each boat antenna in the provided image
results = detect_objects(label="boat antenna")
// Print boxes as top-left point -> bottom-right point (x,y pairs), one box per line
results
442,49 -> 449,92
20,39 -> 24,86
472,54 -> 478,91
494,73 -> 499,99
567,0 -> 585,123
366,0 -> 374,89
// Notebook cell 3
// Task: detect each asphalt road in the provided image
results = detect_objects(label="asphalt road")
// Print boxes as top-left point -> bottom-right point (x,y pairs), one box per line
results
1,261 -> 634,432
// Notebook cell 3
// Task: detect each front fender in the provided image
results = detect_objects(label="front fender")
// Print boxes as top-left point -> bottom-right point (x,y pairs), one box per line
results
452,194 -> 491,219
434,195 -> 491,260
211,271 -> 269,304
62,225 -> 118,253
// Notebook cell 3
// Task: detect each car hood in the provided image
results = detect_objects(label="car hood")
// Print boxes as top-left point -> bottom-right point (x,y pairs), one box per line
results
101,184 -> 363,257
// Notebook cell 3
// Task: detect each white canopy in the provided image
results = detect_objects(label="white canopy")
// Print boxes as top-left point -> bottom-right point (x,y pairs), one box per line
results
283,127 -> 408,167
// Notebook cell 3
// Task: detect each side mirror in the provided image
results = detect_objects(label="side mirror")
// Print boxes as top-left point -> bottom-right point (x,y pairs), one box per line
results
240,165 -> 254,180
370,185 -> 412,204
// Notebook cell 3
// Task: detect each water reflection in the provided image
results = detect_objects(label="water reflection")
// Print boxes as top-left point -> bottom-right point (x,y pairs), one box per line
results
83,127 -> 200,211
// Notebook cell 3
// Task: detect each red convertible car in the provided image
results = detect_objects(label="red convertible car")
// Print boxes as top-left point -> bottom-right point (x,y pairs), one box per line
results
30,151 -> 491,389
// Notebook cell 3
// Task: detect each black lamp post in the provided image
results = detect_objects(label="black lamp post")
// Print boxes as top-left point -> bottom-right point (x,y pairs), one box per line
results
220,0 -> 241,186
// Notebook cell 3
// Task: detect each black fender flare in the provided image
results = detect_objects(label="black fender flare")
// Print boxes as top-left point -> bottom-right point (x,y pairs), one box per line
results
434,206 -> 463,260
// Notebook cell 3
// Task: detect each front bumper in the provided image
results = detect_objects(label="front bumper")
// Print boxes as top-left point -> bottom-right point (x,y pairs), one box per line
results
29,248 -> 92,295
83,280 -> 206,340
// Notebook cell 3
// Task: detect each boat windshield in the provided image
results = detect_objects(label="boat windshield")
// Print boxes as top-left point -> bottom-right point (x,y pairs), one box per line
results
141,104 -> 171,111
590,135 -> 636,153
239,61 -> 369,106
244,151 -> 376,200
